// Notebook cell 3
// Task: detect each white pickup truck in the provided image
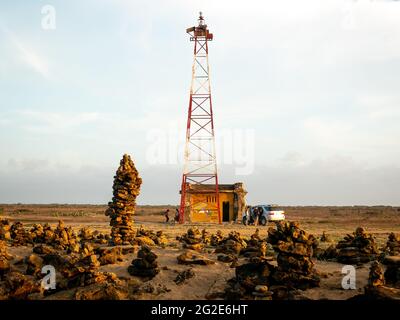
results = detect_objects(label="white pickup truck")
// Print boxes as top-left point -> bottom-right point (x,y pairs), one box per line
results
242,204 -> 286,226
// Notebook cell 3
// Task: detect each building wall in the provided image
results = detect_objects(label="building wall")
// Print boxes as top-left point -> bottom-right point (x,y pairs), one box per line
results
189,192 -> 235,223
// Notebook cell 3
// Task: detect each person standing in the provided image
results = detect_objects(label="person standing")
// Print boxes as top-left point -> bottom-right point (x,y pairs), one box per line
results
253,207 -> 259,226
164,209 -> 170,223
175,208 -> 180,223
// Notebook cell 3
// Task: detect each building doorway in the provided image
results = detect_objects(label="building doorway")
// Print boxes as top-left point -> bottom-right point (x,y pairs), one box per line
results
222,201 -> 230,222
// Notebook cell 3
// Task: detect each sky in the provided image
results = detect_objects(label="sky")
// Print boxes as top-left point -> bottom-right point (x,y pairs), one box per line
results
0,0 -> 400,205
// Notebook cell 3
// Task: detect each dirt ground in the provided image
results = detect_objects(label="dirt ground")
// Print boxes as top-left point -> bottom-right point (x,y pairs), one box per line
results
1,204 -> 399,300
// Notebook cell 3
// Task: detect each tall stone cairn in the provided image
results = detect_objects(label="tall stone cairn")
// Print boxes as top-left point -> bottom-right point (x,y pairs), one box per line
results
106,154 -> 142,245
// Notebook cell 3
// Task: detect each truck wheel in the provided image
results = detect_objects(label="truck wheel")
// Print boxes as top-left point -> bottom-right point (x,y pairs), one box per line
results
242,217 -> 247,226
259,217 -> 267,226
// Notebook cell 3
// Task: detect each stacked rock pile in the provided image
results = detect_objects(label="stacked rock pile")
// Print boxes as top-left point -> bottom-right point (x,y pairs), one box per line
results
0,240 -> 12,276
128,246 -> 160,279
179,227 -> 204,251
384,233 -> 400,256
267,221 -> 320,290
336,227 -> 379,264
224,259 -> 275,300
0,271 -> 41,300
368,261 -> 386,287
383,256 -> 400,288
135,226 -> 168,247
0,220 -> 11,241
201,229 -> 211,245
105,154 -> 142,246
79,227 -> 94,242
210,230 -> 224,246
96,247 -> 124,266
52,220 -> 79,252
363,260 -> 400,300
29,224 -> 46,243
215,231 -> 247,255
10,222 -> 28,246
320,231 -> 332,242
241,229 -> 270,259
215,231 -> 247,265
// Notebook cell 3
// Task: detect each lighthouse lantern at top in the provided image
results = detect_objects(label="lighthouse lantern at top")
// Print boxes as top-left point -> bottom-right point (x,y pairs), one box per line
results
186,12 -> 213,41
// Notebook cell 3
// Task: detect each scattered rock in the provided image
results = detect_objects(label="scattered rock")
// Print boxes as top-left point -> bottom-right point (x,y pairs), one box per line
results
74,282 -> 128,300
33,244 -> 56,255
2,271 -> 42,300
174,268 -> 195,285
25,254 -> 44,276
315,244 -> 338,261
177,250 -> 215,265
97,247 -> 124,265
217,253 -> 236,263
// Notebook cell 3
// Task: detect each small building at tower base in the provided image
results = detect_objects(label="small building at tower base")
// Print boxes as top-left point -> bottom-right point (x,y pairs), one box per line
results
180,183 -> 247,223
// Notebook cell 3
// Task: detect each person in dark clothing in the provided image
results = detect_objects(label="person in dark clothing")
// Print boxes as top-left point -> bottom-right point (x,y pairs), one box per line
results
175,208 -> 180,223
164,209 -> 170,223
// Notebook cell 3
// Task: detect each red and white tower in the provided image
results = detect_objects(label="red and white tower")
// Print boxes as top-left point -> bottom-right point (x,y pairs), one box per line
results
179,12 -> 221,224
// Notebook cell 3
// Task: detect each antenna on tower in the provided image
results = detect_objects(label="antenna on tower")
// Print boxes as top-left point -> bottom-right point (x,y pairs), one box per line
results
198,11 -> 205,27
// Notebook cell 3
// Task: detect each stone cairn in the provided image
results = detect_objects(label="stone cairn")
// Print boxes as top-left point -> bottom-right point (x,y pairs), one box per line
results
201,229 -> 211,245
363,260 -> 400,300
336,227 -> 379,264
178,227 -> 204,251
0,240 -> 12,276
53,220 -> 79,252
368,261 -> 386,287
384,233 -> 400,256
135,225 -> 168,247
267,221 -> 320,290
210,230 -> 224,246
242,229 -> 270,259
215,231 -> 247,255
215,231 -> 247,265
224,257 -> 276,300
10,222 -> 28,246
383,256 -> 400,288
320,231 -> 331,243
0,220 -> 11,241
106,154 -> 142,245
128,245 -> 160,279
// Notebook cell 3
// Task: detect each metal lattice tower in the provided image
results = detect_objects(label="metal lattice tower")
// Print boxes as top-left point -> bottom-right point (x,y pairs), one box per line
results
179,12 -> 221,224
